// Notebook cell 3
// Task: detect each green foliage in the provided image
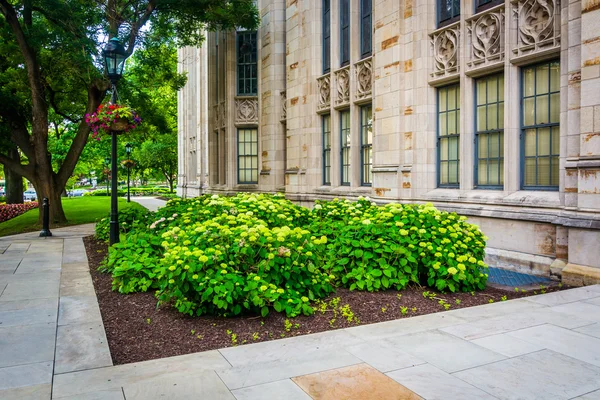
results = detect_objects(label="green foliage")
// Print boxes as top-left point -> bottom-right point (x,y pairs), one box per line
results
102,193 -> 489,318
95,206 -> 154,242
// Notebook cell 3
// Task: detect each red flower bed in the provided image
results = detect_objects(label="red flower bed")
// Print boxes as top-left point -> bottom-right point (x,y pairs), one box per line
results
0,202 -> 38,223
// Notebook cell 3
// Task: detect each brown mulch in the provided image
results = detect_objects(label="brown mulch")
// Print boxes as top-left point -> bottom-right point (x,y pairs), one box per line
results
84,236 -> 566,365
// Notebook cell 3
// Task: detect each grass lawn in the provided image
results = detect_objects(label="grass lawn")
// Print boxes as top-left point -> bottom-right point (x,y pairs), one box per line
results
0,197 -> 147,237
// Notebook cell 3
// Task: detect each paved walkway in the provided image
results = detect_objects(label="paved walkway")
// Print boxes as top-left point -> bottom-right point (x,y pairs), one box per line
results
1,225 -> 600,399
130,196 -> 167,212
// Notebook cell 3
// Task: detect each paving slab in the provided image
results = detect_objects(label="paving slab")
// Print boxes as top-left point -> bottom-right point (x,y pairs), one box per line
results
0,270 -> 60,286
59,271 -> 95,297
0,322 -> 55,368
0,383 -> 51,400
216,348 -> 362,390
231,379 -> 311,400
454,349 -> 600,400
53,389 -> 125,400
52,350 -> 232,398
219,329 -> 364,367
386,363 -> 497,400
292,363 -> 423,400
0,280 -> 59,301
15,255 -> 62,274
383,329 -> 505,373
5,243 -> 31,253
508,324 -> 600,367
58,296 -> 103,326
585,297 -> 600,306
0,305 -> 57,327
0,258 -> 21,272
574,323 -> 600,339
445,297 -> 546,322
586,285 -> 600,294
122,370 -> 235,400
440,307 -> 594,340
572,389 -> 600,399
345,312 -> 466,341
549,301 -> 600,323
345,341 -> 426,373
54,322 -> 113,374
526,287 -> 600,306
470,332 -> 545,357
0,298 -> 57,313
0,361 -> 53,391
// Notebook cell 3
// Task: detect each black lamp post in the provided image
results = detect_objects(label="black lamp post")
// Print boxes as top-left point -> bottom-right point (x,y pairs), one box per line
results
125,142 -> 132,203
103,37 -> 129,245
104,157 -> 110,196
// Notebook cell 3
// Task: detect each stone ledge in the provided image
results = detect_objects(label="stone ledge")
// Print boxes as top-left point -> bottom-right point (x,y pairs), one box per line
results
485,247 -> 557,278
561,263 -> 600,287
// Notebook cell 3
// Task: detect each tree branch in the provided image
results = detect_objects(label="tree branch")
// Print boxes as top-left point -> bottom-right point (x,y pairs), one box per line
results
0,153 -> 33,180
47,86 -> 81,124
125,0 -> 157,55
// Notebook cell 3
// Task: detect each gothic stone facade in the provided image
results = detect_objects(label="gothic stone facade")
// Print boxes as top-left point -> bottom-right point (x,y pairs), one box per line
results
178,0 -> 600,285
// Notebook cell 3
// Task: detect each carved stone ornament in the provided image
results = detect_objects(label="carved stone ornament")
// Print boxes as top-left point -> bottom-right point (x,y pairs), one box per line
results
235,97 -> 258,125
317,74 -> 331,111
355,58 -> 373,101
335,66 -> 350,106
467,6 -> 505,69
431,24 -> 460,79
280,90 -> 287,121
511,0 -> 560,57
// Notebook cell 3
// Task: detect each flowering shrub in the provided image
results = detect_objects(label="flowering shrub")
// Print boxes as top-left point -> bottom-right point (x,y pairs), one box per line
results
95,207 -> 153,242
0,202 -> 38,223
101,193 -> 489,317
85,103 -> 141,139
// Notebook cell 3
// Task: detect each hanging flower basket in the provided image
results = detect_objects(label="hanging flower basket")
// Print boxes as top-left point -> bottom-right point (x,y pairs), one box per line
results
121,159 -> 135,169
86,103 -> 141,139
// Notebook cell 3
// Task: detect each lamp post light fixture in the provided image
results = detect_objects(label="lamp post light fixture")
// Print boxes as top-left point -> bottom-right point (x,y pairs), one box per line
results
103,37 -> 129,245
125,142 -> 132,203
104,157 -> 110,196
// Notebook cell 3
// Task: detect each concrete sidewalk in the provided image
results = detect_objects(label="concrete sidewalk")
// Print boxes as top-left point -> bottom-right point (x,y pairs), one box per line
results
2,226 -> 600,399
0,224 -> 112,400
130,196 -> 167,212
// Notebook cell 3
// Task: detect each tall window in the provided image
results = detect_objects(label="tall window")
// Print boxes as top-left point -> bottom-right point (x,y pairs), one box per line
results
361,105 -> 373,186
475,74 -> 504,188
340,110 -> 351,185
438,0 -> 460,27
323,0 -> 331,73
237,128 -> 258,184
522,61 -> 560,189
360,0 -> 372,58
323,115 -> 332,185
237,32 -> 257,96
340,0 -> 350,66
476,0 -> 503,13
438,84 -> 460,187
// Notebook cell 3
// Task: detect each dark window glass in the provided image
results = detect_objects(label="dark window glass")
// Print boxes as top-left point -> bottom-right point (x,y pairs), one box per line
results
340,110 -> 351,185
360,0 -> 372,58
360,105 -> 373,186
323,115 -> 332,185
438,84 -> 460,187
475,73 -> 504,188
323,0 -> 331,73
522,61 -> 560,189
237,128 -> 259,184
438,0 -> 460,27
237,32 -> 257,96
475,0 -> 502,13
340,0 -> 350,66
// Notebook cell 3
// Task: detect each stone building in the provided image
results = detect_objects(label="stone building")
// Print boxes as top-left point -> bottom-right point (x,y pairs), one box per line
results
177,0 -> 600,285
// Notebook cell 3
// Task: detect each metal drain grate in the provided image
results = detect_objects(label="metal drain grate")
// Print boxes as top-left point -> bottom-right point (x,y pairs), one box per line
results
487,267 -> 552,287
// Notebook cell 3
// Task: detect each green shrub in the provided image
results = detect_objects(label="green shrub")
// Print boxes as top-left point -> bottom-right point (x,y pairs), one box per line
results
95,206 -> 154,242
100,193 -> 489,317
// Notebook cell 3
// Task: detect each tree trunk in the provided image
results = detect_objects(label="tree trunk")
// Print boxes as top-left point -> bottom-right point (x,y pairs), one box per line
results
33,171 -> 67,225
5,147 -> 24,204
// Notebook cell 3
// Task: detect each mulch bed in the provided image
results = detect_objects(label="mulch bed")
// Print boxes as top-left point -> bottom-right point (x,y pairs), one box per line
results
84,236 -> 566,365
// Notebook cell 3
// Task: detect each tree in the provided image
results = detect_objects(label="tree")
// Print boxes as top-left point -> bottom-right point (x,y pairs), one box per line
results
137,134 -> 177,192
0,0 -> 259,223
